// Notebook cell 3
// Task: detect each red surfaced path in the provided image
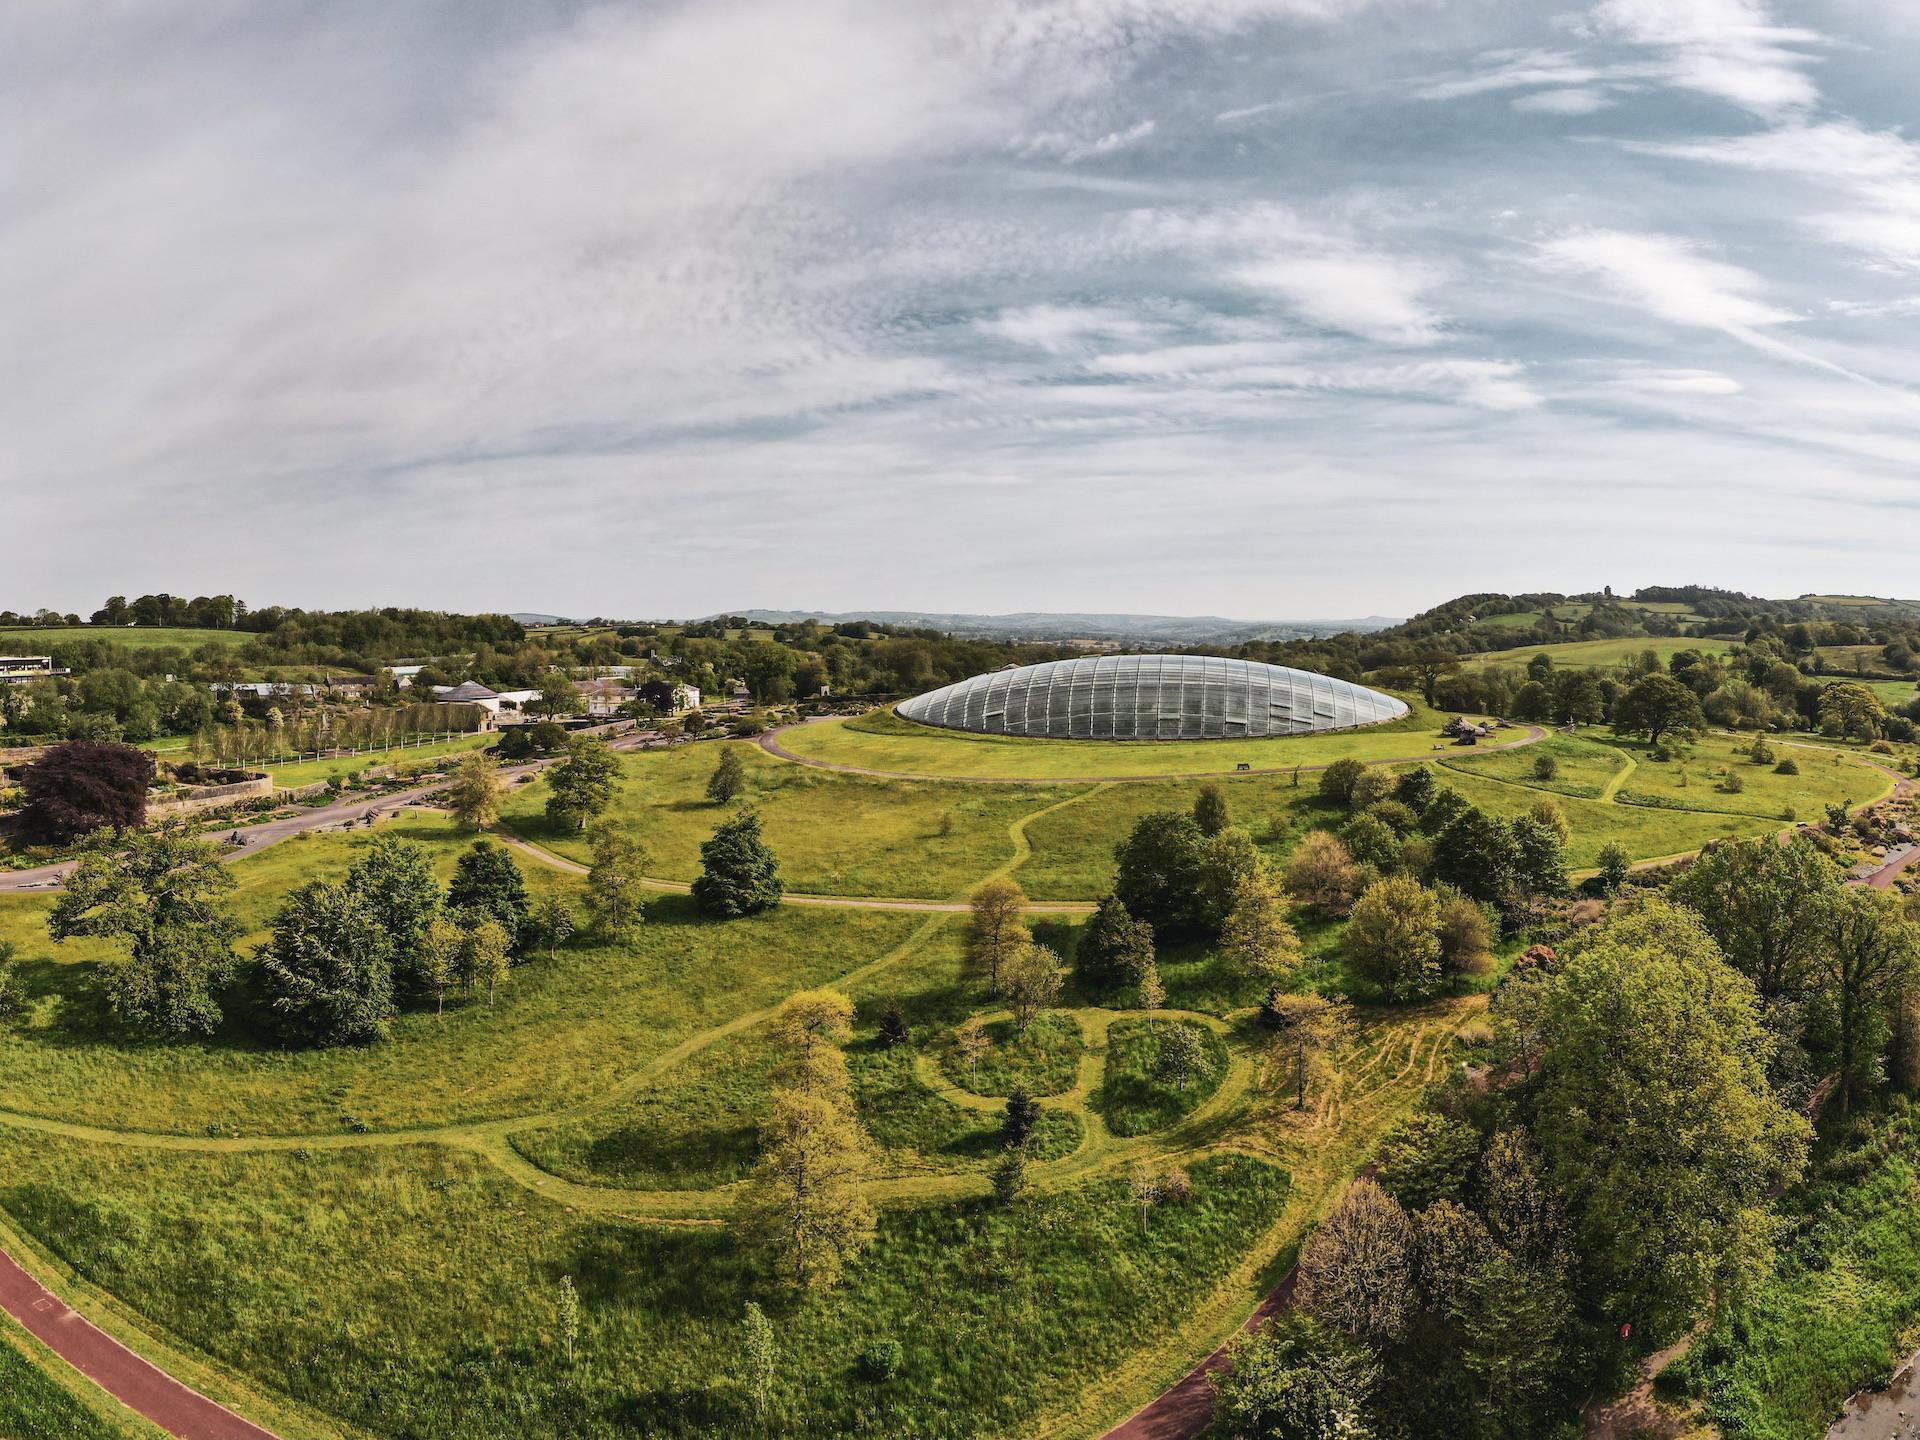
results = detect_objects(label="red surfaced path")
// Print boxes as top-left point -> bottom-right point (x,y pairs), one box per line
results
0,1247 -> 281,1440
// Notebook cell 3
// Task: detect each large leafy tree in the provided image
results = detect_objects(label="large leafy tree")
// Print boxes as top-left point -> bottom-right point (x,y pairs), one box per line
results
1221,869 -> 1305,982
1814,887 -> 1920,1113
584,826 -> 649,940
19,740 -> 155,842
446,751 -> 502,831
345,835 -> 440,993
965,878 -> 1030,995
1076,893 -> 1155,990
1610,673 -> 1706,748
255,880 -> 397,1046
1112,811 -> 1212,938
1533,900 -> 1810,1340
692,811 -> 784,918
48,828 -> 239,1035
1342,874 -> 1442,1003
447,839 -> 531,950
1669,835 -> 1840,1004
544,738 -> 619,831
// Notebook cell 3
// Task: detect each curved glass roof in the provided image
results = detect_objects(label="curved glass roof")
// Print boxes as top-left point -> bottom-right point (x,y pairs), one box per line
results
897,655 -> 1409,740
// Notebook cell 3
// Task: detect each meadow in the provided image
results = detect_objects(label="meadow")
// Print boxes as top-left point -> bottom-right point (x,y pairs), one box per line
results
1458,635 -> 1734,671
768,700 -> 1473,779
0,627 -> 250,652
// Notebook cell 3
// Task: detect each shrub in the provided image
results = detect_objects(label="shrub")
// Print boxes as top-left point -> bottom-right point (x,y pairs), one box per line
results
1159,1167 -> 1192,1204
1318,758 -> 1367,807
1349,767 -> 1397,812
1284,830 -> 1361,918
876,997 -> 909,1048
1775,757 -> 1800,775
991,1149 -> 1027,1206
1719,771 -> 1745,794
1749,738 -> 1775,765
1533,754 -> 1558,781
859,1339 -> 904,1383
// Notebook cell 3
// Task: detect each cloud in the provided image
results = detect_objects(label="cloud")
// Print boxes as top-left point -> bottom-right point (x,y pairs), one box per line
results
1018,119 -> 1157,162
1584,0 -> 1822,116
1234,256 -> 1444,344
1544,230 -> 1794,331
1512,87 -> 1616,115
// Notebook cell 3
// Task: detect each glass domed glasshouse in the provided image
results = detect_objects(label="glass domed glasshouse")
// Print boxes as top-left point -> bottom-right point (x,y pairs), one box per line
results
896,655 -> 1409,741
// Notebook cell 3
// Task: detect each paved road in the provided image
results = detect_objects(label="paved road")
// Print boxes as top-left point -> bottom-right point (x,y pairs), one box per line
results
1100,1268 -> 1302,1440
0,1246 -> 280,1439
757,720 -> 1550,784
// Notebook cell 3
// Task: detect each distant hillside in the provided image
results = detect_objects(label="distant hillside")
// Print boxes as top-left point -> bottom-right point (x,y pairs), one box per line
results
510,612 -> 573,626
1389,586 -> 1920,655
710,609 -> 1400,645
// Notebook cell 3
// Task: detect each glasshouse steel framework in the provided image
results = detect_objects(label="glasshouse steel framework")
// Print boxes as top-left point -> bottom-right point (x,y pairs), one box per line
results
896,655 -> 1410,740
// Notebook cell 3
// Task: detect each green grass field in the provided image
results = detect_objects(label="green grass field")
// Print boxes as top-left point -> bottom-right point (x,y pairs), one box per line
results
0,627 -> 250,652
771,699 -> 1479,780
1460,636 -> 1735,671
498,741 -> 1085,899
261,732 -> 492,789
0,814 -> 923,1134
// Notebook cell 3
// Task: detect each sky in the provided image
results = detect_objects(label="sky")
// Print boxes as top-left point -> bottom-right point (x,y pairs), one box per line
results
7,0 -> 1920,623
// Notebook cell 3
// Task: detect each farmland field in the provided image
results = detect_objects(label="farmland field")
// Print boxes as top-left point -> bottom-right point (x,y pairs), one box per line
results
1459,636 -> 1735,670
0,626 -> 251,652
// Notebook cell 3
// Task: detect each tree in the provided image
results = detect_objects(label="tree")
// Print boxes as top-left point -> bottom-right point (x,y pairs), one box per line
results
1221,870 -> 1304,981
1534,900 -> 1811,1339
48,828 -> 239,1035
770,990 -> 855,1057
545,739 -> 619,831
1375,1111 -> 1480,1211
532,678 -> 585,720
952,1014 -> 990,1087
708,746 -> 748,805
256,880 -> 397,1046
1284,831 -> 1361,919
584,826 -> 649,939
1112,811 -> 1212,939
1816,888 -> 1920,1113
345,835 -> 440,993
692,811 -> 784,918
992,1148 -> 1028,1206
1194,784 -> 1231,837
1526,794 -> 1569,843
1318,758 -> 1368,807
417,915 -> 461,1015
446,752 -> 502,831
965,878 -> 1030,995
742,1089 -> 875,1288
448,840 -> 530,951
1157,1022 -> 1208,1090
461,918 -> 512,1003
1077,893 -> 1155,990
1394,766 -> 1437,812
1198,829 -> 1264,934
19,740 -> 155,842
1611,673 -> 1706,749
1430,808 -> 1519,907
1136,958 -> 1166,1021
1343,875 -> 1442,1003
530,894 -> 578,960
1337,812 -> 1399,873
1298,1179 -> 1414,1343
1595,841 -> 1632,894
1004,1084 -> 1039,1145
1433,886 -> 1495,977
555,1275 -> 581,1365
1004,943 -> 1064,1032
1820,681 -> 1888,740
1210,1316 -> 1378,1440
1506,815 -> 1566,906
1670,835 -> 1841,1005
740,1302 -> 775,1424
1264,993 -> 1351,1109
